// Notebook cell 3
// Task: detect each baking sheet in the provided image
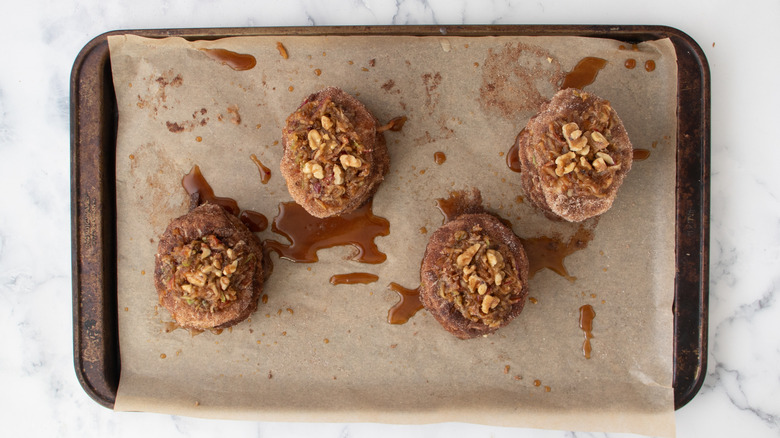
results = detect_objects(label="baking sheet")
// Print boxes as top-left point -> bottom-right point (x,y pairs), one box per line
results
108,33 -> 678,436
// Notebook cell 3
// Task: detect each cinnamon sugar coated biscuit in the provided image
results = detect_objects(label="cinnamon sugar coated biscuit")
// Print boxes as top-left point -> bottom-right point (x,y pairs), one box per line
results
155,204 -> 264,330
518,88 -> 633,222
420,213 -> 530,339
281,87 -> 389,218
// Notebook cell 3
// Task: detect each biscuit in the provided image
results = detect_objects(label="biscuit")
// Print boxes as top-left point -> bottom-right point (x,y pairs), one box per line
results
518,88 -> 633,222
281,87 -> 389,218
155,203 -> 264,330
420,213 -> 530,339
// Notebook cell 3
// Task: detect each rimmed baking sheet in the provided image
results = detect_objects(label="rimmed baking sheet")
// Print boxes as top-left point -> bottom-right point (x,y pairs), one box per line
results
71,25 -> 709,434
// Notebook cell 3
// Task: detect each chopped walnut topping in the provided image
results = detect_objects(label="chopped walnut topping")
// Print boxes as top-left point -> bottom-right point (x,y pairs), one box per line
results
288,99 -> 373,208
539,115 -> 622,196
161,235 -> 252,313
438,225 -> 524,328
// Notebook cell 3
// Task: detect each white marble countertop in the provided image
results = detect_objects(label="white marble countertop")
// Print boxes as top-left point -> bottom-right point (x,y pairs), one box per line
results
1,1 -> 778,437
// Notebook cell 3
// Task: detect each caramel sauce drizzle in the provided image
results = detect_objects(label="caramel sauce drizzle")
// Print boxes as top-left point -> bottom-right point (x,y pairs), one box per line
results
387,283 -> 423,324
633,148 -> 651,161
376,116 -> 408,133
265,200 -> 390,264
560,57 -> 608,90
579,304 -> 596,359
624,59 -> 636,69
239,210 -> 269,232
182,165 -> 240,215
200,48 -> 257,71
250,154 -> 272,184
182,165 -> 269,234
645,60 -> 656,72
520,225 -> 594,281
435,189 -> 484,224
433,151 -> 447,165
506,130 -> 524,173
329,272 -> 379,285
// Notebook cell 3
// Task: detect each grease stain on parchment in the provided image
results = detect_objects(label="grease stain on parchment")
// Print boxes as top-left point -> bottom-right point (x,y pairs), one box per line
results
127,142 -> 189,232
135,69 -> 183,117
478,43 -> 564,119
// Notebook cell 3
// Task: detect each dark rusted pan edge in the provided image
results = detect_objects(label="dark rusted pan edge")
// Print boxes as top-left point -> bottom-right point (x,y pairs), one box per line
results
71,32 -> 119,409
664,27 -> 710,409
71,25 -> 710,410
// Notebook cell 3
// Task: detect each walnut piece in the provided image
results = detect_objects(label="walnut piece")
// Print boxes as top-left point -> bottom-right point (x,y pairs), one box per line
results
333,165 -> 344,185
589,131 -> 609,150
320,115 -> 334,131
456,243 -> 481,268
596,151 -> 614,165
339,154 -> 361,168
555,151 -> 577,177
481,294 -> 499,314
592,157 -> 607,173
307,129 -> 322,150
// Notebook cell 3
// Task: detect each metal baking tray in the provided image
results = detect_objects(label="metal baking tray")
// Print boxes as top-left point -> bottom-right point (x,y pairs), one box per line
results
71,25 -> 709,410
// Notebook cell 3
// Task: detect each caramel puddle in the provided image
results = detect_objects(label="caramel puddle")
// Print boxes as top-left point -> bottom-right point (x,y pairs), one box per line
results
265,200 -> 390,264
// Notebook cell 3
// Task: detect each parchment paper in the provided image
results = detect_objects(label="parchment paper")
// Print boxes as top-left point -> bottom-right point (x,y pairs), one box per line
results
109,33 -> 678,437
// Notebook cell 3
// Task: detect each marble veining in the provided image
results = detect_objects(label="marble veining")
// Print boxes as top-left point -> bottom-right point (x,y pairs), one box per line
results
1,0 -> 779,437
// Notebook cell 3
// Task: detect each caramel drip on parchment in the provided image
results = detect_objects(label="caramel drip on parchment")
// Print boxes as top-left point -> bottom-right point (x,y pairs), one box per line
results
329,272 -> 380,285
579,304 -> 596,359
520,225 -> 594,282
560,57 -> 608,90
200,48 -> 257,71
182,165 -> 240,215
265,200 -> 390,264
387,283 -> 423,324
239,210 -> 269,232
250,154 -> 272,184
